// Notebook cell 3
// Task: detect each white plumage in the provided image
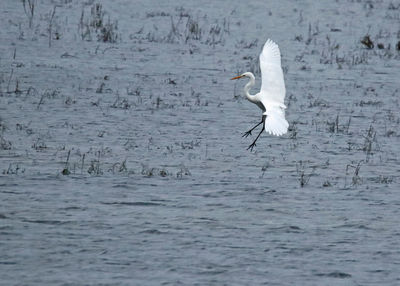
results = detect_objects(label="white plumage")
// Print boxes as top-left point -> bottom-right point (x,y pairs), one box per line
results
231,39 -> 289,150
259,39 -> 286,109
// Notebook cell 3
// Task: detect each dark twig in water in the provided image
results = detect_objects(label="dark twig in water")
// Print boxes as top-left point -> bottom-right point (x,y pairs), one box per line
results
62,150 -> 71,175
22,0 -> 36,28
48,6 -> 57,48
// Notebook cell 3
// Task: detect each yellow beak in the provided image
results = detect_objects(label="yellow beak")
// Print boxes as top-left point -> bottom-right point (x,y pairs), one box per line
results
230,75 -> 244,80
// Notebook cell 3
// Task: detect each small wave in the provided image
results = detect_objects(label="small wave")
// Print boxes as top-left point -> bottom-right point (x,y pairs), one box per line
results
101,201 -> 163,206
23,219 -> 70,225
315,271 -> 352,278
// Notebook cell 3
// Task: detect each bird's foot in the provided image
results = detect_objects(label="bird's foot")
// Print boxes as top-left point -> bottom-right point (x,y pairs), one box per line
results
242,130 -> 252,138
247,142 -> 256,151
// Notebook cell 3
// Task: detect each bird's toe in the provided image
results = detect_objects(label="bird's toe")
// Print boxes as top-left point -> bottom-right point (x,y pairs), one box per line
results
242,131 -> 252,138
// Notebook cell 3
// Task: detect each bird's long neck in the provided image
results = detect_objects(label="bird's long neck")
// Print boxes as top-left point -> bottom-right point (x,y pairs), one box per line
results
243,73 -> 257,104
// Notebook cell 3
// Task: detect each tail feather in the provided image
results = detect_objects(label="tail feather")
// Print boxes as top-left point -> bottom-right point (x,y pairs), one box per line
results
263,108 -> 289,136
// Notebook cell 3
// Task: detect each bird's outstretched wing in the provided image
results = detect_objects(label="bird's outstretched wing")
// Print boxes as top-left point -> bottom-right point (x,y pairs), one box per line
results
259,39 -> 286,108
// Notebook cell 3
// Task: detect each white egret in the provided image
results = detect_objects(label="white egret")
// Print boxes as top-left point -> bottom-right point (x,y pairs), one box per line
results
231,39 -> 289,151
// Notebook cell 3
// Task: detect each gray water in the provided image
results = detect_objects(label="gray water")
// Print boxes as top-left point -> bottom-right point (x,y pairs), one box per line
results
1,0 -> 400,285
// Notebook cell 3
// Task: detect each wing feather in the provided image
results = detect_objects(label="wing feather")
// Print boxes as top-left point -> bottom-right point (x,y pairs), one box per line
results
259,39 -> 286,108
263,107 -> 289,136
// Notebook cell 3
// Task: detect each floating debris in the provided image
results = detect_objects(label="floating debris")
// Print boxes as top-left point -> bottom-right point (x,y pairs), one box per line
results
361,35 -> 374,49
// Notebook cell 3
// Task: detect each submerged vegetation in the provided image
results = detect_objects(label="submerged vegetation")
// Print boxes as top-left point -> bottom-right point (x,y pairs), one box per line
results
0,1 -> 399,190
79,3 -> 120,43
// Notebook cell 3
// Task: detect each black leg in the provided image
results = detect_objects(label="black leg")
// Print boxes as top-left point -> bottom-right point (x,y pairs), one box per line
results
247,115 -> 266,151
242,117 -> 264,138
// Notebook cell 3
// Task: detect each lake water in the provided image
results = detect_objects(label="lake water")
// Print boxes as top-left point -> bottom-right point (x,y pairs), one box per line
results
1,0 -> 400,285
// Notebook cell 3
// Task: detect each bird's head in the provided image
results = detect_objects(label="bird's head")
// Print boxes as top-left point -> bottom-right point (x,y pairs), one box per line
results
230,72 -> 253,80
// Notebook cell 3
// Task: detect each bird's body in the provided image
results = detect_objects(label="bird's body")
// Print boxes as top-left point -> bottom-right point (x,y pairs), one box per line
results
231,39 -> 288,150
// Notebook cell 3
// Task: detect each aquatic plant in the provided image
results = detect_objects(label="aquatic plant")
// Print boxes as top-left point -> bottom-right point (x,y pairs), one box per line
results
78,3 -> 119,43
22,0 -> 36,28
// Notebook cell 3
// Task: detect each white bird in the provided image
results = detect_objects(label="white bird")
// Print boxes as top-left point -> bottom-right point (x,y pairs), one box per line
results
231,39 -> 289,151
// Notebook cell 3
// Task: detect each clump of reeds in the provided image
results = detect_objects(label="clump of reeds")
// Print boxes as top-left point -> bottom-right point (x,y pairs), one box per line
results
79,3 -> 119,43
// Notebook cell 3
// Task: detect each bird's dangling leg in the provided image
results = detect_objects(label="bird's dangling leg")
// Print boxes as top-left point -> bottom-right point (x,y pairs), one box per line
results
247,115 -> 266,151
242,116 -> 264,138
